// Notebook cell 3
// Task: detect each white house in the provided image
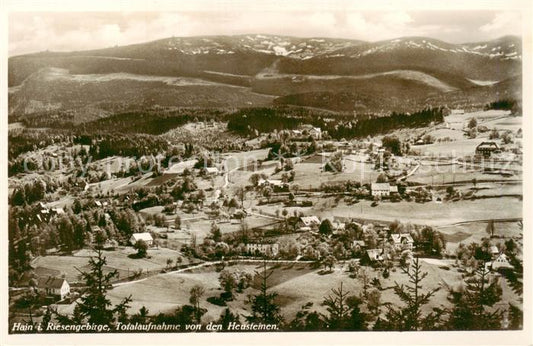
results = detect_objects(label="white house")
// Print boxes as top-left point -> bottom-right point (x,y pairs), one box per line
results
52,207 -> 65,215
130,232 -> 154,246
487,253 -> 514,271
332,221 -> 346,232
258,179 -> 286,188
38,277 -> 70,300
246,243 -> 279,257
205,167 -> 220,175
309,127 -> 322,139
299,125 -> 322,139
371,183 -> 397,197
390,233 -> 414,251
451,109 -> 465,115
298,216 -> 321,231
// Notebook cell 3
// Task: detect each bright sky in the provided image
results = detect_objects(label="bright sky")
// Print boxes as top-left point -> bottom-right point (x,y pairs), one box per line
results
8,7 -> 523,56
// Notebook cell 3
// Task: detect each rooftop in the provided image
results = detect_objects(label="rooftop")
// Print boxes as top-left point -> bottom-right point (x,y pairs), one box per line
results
131,232 -> 153,241
38,277 -> 67,289
371,183 -> 391,190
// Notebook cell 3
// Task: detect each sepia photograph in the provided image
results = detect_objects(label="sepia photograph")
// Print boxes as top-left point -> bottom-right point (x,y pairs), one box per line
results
2,0 -> 532,345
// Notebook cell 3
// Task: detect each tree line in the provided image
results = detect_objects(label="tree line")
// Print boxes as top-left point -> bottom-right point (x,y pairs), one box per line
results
227,107 -> 445,140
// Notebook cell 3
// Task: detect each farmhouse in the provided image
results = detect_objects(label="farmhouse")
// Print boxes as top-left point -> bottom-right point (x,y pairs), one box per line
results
298,216 -> 321,231
205,167 -> 220,175
371,183 -> 398,197
36,202 -> 65,223
102,239 -> 118,250
451,109 -> 465,115
37,277 -> 70,301
365,249 -> 385,262
476,142 -> 500,157
258,179 -> 287,188
130,232 -> 154,246
332,221 -> 346,232
390,233 -> 414,251
299,124 -> 322,139
309,127 -> 322,139
487,253 -> 514,271
246,243 -> 279,257
52,207 -> 65,215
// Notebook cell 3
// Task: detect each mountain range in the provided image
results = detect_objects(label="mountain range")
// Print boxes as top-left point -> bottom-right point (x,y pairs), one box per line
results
8,34 -> 522,120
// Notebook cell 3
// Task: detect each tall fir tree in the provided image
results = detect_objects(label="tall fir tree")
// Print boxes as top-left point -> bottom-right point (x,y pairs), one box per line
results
447,264 -> 503,330
246,261 -> 282,325
381,257 -> 444,330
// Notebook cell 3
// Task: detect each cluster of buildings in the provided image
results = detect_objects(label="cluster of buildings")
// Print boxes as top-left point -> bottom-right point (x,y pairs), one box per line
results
290,125 -> 322,140
361,233 -> 415,264
36,202 -> 65,223
486,245 -> 514,271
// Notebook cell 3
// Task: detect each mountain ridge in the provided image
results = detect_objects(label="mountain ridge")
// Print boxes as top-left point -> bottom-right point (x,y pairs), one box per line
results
10,34 -> 521,59
8,34 -> 522,118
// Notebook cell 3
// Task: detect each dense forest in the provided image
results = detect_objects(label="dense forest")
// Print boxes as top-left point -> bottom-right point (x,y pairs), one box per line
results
227,108 -> 306,134
227,107 -> 445,139
16,105 -> 444,141
18,108 -> 227,135
485,98 -> 521,114
323,107 -> 445,139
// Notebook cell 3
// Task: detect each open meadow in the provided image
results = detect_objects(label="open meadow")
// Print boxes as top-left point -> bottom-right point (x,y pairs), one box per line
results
105,259 -> 521,322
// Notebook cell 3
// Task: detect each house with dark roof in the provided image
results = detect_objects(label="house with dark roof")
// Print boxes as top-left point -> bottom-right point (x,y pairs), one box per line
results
37,277 -> 70,300
365,249 -> 385,262
476,142 -> 500,157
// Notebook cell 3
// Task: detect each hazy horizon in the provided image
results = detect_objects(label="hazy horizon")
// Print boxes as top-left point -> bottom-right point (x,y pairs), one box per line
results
9,10 -> 522,56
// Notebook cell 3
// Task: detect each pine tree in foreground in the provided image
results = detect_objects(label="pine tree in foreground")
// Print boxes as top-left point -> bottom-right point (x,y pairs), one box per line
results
246,261 -> 282,325
55,244 -> 132,329
381,257 -> 445,331
447,264 -> 503,330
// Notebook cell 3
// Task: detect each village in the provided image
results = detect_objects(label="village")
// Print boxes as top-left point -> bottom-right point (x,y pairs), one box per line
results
8,106 -> 523,331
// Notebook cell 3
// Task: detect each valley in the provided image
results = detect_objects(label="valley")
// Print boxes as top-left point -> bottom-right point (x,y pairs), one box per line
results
7,33 -> 524,333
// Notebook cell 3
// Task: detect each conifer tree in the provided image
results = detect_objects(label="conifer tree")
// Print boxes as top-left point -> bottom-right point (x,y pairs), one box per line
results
247,262 -> 282,325
74,246 -> 132,326
447,264 -> 503,330
382,257 -> 444,330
